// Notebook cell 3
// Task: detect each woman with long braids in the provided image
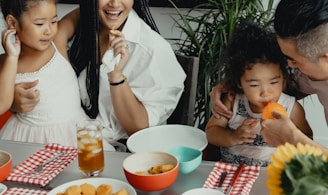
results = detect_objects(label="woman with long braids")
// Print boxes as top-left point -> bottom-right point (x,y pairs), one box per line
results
11,0 -> 186,146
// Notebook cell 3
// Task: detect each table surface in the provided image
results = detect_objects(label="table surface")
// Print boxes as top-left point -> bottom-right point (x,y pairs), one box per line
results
0,139 -> 269,194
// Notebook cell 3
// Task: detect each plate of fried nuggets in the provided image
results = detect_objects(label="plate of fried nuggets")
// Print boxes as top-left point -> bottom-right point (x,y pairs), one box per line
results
47,177 -> 137,195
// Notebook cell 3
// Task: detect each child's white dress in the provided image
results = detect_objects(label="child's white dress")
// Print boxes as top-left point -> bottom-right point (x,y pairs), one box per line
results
221,93 -> 295,166
0,42 -> 88,147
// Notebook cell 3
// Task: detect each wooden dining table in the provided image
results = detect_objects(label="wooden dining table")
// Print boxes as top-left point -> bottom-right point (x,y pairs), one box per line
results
0,139 -> 269,194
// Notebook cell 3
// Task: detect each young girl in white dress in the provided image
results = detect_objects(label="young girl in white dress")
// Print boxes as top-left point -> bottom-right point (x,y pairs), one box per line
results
205,22 -> 313,166
0,0 -> 88,147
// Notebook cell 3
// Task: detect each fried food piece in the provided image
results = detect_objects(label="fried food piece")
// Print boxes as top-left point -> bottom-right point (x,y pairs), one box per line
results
148,164 -> 175,174
113,188 -> 128,195
96,184 -> 112,195
56,193 -> 64,195
64,185 -> 82,195
148,164 -> 162,174
80,183 -> 96,195
135,171 -> 146,175
161,164 -> 175,172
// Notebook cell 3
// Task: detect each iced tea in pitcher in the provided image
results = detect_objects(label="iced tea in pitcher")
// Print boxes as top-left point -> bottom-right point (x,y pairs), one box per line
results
77,120 -> 104,176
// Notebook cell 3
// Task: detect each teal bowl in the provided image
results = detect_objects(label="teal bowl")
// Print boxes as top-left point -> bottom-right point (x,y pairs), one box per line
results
168,146 -> 202,174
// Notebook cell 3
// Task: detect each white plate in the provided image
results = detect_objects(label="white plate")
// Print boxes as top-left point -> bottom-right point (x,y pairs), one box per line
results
0,183 -> 7,195
47,177 -> 137,195
182,188 -> 224,195
127,124 -> 208,153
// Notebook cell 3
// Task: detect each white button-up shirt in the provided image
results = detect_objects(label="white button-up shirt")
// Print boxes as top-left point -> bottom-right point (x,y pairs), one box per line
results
79,10 -> 186,140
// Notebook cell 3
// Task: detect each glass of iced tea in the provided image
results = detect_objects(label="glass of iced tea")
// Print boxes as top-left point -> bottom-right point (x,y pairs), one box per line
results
76,119 -> 104,177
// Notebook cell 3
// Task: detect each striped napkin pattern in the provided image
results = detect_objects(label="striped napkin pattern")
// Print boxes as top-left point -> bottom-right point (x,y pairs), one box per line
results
203,161 -> 260,195
6,143 -> 77,187
3,187 -> 47,195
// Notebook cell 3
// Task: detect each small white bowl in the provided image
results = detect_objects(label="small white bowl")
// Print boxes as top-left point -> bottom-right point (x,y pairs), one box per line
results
0,183 -> 7,195
182,188 -> 224,195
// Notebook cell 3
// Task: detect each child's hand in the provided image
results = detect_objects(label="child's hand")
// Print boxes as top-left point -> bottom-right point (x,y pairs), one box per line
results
1,29 -> 21,57
233,118 -> 257,144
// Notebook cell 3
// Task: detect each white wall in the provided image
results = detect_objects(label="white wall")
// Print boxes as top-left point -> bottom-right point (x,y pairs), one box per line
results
1,3 -> 327,146
299,96 -> 328,146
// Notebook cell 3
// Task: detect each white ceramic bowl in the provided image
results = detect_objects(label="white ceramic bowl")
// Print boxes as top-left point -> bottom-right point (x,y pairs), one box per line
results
0,183 -> 7,195
127,124 -> 208,153
47,177 -> 136,195
182,188 -> 224,195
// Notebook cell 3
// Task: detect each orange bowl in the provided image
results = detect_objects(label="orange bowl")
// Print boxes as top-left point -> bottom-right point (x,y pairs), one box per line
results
0,150 -> 12,183
123,151 -> 179,191
262,102 -> 287,119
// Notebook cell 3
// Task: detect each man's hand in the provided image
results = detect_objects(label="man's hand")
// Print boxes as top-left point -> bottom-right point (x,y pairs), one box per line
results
260,112 -> 297,147
11,81 -> 40,113
210,84 -> 234,119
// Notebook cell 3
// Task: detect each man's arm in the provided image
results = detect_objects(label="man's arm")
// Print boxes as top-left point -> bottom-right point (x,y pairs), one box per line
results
210,83 -> 234,119
261,112 -> 327,153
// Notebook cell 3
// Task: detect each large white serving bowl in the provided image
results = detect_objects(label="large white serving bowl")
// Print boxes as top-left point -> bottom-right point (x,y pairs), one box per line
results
127,124 -> 208,153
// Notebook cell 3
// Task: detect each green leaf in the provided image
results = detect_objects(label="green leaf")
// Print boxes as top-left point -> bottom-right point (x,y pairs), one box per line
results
292,176 -> 328,195
282,154 -> 328,195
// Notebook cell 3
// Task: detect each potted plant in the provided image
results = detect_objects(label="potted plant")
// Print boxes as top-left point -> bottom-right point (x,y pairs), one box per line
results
169,0 -> 275,128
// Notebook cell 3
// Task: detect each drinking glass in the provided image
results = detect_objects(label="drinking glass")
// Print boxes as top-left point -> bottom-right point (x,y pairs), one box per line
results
76,119 -> 104,177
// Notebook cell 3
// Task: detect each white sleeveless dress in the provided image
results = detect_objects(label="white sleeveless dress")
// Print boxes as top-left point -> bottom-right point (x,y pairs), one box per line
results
221,93 -> 295,166
0,42 -> 88,147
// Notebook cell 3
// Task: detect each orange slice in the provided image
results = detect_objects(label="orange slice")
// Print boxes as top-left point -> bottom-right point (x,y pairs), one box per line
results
262,102 -> 287,119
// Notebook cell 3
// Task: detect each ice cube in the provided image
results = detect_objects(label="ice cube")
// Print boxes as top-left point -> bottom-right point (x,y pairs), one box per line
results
95,131 -> 102,138
89,138 -> 98,145
80,138 -> 91,144
77,141 -> 85,150
86,144 -> 98,151
77,130 -> 88,136
86,125 -> 98,131
91,148 -> 102,154
86,153 -> 96,159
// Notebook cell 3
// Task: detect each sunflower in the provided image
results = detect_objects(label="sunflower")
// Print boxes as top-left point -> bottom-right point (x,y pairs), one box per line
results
266,143 -> 328,195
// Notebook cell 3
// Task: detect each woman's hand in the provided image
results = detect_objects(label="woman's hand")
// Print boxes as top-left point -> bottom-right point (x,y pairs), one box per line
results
1,29 -> 20,58
11,81 -> 40,113
107,29 -> 130,81
210,83 -> 234,119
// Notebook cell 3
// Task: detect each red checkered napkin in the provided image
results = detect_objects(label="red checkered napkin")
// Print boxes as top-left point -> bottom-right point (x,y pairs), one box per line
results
3,187 -> 47,195
6,143 -> 77,187
203,162 -> 260,195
